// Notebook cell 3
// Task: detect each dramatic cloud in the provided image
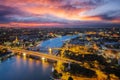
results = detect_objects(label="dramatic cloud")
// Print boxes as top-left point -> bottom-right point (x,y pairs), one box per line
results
0,0 -> 120,27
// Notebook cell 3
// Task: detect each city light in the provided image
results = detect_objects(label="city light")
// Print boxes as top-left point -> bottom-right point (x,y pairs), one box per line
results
48,48 -> 52,54
0,27 -> 120,80
41,57 -> 46,63
42,57 -> 45,60
23,53 -> 26,56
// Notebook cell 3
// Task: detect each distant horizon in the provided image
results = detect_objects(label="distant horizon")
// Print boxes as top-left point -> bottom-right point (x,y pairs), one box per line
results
0,25 -> 120,29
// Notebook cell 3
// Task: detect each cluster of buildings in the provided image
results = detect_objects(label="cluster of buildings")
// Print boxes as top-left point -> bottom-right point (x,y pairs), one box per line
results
68,27 -> 120,66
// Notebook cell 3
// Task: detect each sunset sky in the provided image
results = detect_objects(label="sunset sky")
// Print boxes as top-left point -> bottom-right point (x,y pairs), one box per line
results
0,0 -> 120,28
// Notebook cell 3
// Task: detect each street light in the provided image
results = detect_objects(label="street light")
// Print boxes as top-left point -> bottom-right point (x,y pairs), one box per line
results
23,53 -> 26,56
41,57 -> 46,63
42,57 -> 45,60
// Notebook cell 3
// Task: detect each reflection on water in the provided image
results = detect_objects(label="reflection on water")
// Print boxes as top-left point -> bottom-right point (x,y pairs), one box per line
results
42,60 -> 50,72
0,56 -> 52,80
0,35 -> 78,80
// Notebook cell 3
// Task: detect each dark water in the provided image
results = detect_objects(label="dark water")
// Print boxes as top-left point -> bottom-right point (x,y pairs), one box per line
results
0,56 -> 52,80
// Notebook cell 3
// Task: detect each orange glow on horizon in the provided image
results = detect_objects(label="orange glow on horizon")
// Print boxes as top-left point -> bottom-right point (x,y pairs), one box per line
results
80,16 -> 103,21
0,22 -> 66,27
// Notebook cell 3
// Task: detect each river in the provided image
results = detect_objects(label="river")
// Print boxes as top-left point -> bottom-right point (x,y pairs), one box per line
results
37,35 -> 78,53
0,35 -> 78,80
0,56 -> 52,80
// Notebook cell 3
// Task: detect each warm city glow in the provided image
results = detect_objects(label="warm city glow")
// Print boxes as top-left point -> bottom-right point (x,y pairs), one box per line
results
42,57 -> 45,60
49,48 -> 52,54
23,53 -> 26,56
0,0 -> 120,80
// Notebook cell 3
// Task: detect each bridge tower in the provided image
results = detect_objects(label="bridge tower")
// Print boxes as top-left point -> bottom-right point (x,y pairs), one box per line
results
49,48 -> 52,55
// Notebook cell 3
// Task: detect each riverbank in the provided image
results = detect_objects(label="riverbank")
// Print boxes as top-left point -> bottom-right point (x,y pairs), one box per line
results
0,53 -> 14,62
0,34 -> 79,80
0,47 -> 14,62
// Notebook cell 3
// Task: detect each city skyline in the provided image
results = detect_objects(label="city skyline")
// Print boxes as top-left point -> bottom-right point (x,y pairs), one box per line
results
0,0 -> 120,28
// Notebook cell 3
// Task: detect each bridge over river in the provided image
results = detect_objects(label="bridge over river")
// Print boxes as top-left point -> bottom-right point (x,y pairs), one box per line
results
0,35 -> 85,64
0,45 -> 82,64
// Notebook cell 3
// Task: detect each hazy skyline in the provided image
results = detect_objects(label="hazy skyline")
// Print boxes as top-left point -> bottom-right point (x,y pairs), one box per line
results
0,0 -> 120,28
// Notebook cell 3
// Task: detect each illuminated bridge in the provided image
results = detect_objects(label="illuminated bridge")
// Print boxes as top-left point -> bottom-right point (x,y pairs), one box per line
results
0,45 -> 82,64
